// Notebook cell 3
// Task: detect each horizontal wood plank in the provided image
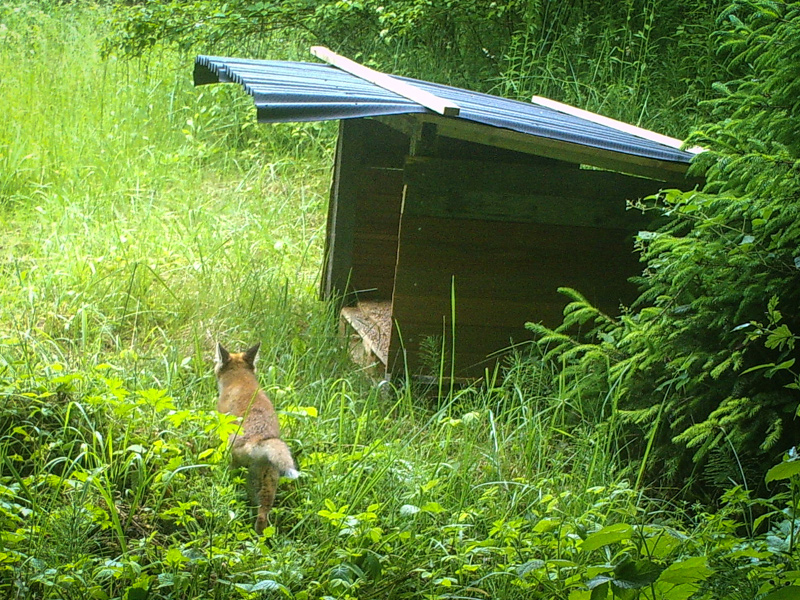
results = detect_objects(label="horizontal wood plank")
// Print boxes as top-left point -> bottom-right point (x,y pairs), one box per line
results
403,157 -> 660,228
404,156 -> 666,196
392,270 -> 636,306
386,349 -> 509,377
388,320 -> 535,376
530,95 -> 705,154
431,115 -> 692,180
311,46 -> 461,116
391,294 -> 568,328
376,113 -> 696,181
397,215 -> 641,259
392,218 -> 643,303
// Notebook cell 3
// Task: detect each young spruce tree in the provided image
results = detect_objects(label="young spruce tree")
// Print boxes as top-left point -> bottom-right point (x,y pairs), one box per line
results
529,0 -> 800,494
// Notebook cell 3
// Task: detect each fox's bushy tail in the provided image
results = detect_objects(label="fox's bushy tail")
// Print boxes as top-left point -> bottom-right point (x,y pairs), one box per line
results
233,437 -> 299,479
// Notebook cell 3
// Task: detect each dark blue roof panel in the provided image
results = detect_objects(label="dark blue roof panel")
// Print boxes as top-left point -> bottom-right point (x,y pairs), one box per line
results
194,55 -> 694,165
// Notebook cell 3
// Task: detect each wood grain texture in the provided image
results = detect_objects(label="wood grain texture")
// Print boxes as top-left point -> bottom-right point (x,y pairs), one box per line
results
402,157 -> 662,228
322,120 -> 363,301
326,119 -> 409,302
388,214 -> 642,376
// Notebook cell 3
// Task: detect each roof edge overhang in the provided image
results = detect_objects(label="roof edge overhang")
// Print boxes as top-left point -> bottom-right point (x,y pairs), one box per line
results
374,113 -> 697,183
194,54 -> 701,183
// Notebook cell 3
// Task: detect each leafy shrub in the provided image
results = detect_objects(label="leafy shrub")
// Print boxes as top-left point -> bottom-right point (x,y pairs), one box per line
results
528,0 -> 800,495
101,0 -> 724,131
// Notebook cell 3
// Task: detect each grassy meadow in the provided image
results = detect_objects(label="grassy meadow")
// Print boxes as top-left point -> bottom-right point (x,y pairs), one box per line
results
1,2 -> 798,599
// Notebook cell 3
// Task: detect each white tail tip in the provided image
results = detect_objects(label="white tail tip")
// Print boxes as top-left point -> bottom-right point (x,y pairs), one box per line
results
283,469 -> 301,480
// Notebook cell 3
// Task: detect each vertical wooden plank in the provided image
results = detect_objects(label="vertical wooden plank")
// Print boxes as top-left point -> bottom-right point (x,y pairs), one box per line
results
323,118 -> 411,303
387,151 -> 654,378
322,119 -> 367,302
387,117 -> 438,374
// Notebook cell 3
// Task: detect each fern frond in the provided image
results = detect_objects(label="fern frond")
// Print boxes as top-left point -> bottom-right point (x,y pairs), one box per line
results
760,417 -> 782,450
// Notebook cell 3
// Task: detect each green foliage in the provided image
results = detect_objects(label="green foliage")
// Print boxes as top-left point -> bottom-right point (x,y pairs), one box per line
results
527,0 -> 800,495
3,2 -> 800,599
101,0 -> 506,85
101,0 -> 725,135
492,0 -> 724,135
3,339 -> 799,597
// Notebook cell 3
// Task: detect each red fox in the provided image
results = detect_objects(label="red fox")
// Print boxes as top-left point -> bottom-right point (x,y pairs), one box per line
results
214,342 -> 299,533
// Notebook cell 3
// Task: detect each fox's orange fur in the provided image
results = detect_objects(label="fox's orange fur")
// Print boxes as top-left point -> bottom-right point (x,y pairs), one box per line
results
214,342 -> 298,534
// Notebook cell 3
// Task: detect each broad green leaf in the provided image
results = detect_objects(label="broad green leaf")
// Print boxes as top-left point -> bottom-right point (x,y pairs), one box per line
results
641,529 -> 682,558
762,586 -> 800,600
533,517 -> 560,533
766,460 -> 800,483
547,559 -> 579,568
164,547 -> 185,566
358,551 -> 382,579
250,579 -> 281,592
399,504 -> 420,516
421,501 -> 445,514
284,405 -> 318,418
590,581 -> 610,600
766,325 -> 794,350
125,588 -> 149,600
610,583 -> 637,600
586,575 -> 613,590
613,558 -> 663,588
650,582 -> 696,600
517,560 -> 545,577
581,523 -> 633,552
368,527 -> 382,543
657,557 -> 711,585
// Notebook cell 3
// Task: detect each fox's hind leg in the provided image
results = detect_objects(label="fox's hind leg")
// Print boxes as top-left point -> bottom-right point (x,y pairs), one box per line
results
250,464 -> 279,534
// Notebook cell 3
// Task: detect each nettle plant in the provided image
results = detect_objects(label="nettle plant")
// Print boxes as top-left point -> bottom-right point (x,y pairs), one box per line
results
0,339 -> 293,598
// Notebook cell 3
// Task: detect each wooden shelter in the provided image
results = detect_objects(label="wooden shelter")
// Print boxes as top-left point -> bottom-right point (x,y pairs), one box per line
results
194,51 -> 700,378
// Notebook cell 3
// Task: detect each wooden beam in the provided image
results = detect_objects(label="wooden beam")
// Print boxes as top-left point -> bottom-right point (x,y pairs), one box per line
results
530,96 -> 706,155
322,120 -> 365,301
310,46 -> 461,117
374,114 -> 696,182
402,157 -> 656,229
431,115 -> 692,181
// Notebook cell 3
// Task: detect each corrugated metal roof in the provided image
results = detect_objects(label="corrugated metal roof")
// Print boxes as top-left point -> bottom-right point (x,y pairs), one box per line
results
194,55 -> 694,165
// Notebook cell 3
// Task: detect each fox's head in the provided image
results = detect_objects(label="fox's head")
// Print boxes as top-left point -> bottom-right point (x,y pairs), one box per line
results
215,342 -> 260,377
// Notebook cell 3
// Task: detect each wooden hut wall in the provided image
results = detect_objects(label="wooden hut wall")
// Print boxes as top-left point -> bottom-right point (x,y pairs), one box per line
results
388,155 -> 665,376
323,119 -> 409,303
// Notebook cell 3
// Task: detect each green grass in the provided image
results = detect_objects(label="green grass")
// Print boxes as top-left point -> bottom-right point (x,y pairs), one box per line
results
1,2 -> 798,599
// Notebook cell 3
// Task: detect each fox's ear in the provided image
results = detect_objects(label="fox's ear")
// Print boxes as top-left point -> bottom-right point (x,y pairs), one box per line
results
215,343 -> 231,367
243,342 -> 261,367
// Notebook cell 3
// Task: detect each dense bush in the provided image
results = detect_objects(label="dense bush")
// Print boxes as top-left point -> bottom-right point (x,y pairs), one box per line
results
102,0 -> 724,134
2,2 -> 798,599
530,0 -> 800,495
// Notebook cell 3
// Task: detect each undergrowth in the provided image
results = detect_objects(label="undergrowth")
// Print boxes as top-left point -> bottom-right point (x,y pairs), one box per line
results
0,2 -> 798,599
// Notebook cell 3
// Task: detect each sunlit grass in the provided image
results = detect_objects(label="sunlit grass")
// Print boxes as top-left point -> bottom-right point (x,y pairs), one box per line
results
1,3 -> 796,599
0,1 -> 336,368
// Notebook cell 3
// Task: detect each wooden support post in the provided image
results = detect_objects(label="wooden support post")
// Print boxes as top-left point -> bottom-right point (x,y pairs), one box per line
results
322,120 -> 366,303
409,121 -> 439,157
